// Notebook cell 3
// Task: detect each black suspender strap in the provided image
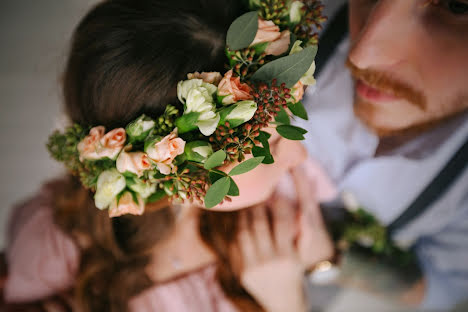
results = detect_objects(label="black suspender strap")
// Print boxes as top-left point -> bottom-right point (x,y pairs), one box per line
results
314,3 -> 349,78
388,135 -> 468,235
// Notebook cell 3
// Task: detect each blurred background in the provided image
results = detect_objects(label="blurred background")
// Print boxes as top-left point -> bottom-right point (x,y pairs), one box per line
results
0,1 -> 415,311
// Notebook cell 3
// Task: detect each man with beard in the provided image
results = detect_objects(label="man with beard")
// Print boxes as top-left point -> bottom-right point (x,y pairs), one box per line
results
297,0 -> 468,310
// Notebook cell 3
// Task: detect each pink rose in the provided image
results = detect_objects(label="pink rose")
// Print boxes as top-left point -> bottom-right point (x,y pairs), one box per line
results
77,126 -> 105,161
265,30 -> 291,56
97,128 -> 126,160
251,18 -> 281,46
109,192 -> 145,218
116,150 -> 152,177
291,81 -> 305,102
217,70 -> 253,105
147,131 -> 185,175
187,72 -> 223,86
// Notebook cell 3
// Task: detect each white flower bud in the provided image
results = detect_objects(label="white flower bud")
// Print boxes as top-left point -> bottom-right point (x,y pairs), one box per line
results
94,169 -> 126,210
225,100 -> 257,127
128,178 -> 157,199
289,1 -> 305,24
126,114 -> 155,141
184,141 -> 213,163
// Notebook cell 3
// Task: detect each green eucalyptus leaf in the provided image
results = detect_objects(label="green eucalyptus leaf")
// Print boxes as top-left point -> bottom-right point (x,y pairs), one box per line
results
229,156 -> 265,176
287,101 -> 308,120
275,107 -> 290,125
252,146 -> 274,164
204,150 -> 227,170
228,177 -> 240,196
254,131 -> 274,164
209,169 -> 226,184
258,130 -> 271,141
175,112 -> 200,134
276,125 -> 307,140
251,46 -> 316,88
205,177 -> 231,208
146,190 -> 167,203
226,11 -> 258,51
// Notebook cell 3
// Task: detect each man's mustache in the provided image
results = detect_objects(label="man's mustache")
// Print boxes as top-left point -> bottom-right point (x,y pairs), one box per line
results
346,59 -> 427,110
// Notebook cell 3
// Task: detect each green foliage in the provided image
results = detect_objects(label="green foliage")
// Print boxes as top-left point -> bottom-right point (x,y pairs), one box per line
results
276,125 -> 307,140
229,156 -> 265,176
209,169 -> 227,184
228,177 -> 240,196
275,107 -> 290,125
288,101 -> 308,120
46,124 -> 113,189
146,190 -> 167,203
226,11 -> 259,51
204,150 -> 227,170
152,105 -> 180,136
205,177 -> 231,208
251,46 -> 317,88
175,112 -> 200,134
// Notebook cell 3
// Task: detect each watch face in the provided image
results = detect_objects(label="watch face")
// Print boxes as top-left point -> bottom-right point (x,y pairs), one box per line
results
308,260 -> 341,285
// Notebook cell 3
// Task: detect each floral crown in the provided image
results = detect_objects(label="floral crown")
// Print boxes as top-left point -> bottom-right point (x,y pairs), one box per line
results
47,0 -> 326,217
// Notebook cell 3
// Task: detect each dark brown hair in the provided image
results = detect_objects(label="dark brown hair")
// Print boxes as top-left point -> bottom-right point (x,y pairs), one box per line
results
53,1 -> 265,311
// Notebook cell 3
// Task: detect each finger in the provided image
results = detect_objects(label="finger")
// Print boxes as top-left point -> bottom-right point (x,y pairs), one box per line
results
251,204 -> 275,261
270,195 -> 296,256
290,167 -> 325,228
237,209 -> 258,268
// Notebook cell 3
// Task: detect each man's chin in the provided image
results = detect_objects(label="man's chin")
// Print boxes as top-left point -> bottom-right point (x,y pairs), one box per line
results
353,97 -> 465,138
354,97 -> 423,138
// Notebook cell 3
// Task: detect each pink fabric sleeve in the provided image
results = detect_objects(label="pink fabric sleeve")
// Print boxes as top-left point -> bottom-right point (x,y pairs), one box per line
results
4,185 -> 80,303
129,266 -> 239,312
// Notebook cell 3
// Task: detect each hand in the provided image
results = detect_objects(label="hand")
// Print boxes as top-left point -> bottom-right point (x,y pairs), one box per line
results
232,204 -> 307,312
291,167 -> 334,270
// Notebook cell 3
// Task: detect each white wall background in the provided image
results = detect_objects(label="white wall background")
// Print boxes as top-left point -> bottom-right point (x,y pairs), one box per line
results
0,0 -> 100,249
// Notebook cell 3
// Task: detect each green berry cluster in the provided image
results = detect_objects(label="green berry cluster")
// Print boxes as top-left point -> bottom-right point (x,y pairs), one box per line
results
227,46 -> 268,81
292,1 -> 327,46
152,105 -> 180,136
209,79 -> 291,162
257,0 -> 290,28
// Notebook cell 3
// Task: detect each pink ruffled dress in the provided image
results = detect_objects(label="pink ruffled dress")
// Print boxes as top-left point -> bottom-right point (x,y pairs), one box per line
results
3,183 -> 238,312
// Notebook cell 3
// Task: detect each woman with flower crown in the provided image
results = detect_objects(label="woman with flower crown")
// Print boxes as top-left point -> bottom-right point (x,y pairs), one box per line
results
2,0 -> 333,311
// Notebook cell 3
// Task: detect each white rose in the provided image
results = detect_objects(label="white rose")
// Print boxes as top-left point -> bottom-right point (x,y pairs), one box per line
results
128,178 -> 157,199
185,88 -> 220,136
184,141 -> 213,163
289,1 -> 305,24
177,79 -> 217,104
94,169 -> 126,210
225,100 -> 257,127
126,114 -> 156,141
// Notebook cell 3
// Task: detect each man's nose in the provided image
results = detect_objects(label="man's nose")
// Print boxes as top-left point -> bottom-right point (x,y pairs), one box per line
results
348,0 -> 414,70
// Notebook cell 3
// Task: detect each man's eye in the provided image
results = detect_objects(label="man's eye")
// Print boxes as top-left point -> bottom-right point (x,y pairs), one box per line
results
447,0 -> 468,14
433,0 -> 468,15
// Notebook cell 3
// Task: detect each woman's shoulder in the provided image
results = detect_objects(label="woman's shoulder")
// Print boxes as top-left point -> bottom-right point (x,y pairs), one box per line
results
130,265 -> 239,312
6,179 -> 58,244
4,177 -> 80,303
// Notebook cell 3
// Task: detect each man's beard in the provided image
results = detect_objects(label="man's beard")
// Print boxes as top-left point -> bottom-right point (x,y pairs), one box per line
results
346,58 -> 468,138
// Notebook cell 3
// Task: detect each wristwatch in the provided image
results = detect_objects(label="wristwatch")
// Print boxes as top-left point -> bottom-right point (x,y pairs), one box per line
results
306,250 -> 342,285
